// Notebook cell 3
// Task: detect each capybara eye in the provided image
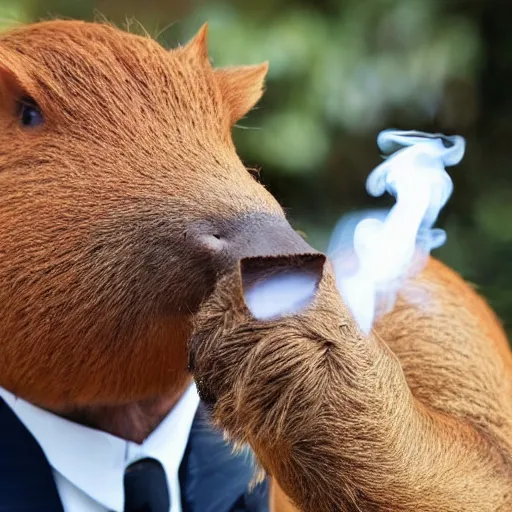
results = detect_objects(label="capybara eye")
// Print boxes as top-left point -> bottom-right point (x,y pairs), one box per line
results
18,97 -> 44,128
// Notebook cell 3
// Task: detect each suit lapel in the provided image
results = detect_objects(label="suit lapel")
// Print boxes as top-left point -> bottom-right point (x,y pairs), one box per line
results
0,397 -> 268,512
179,403 -> 269,512
0,397 -> 64,512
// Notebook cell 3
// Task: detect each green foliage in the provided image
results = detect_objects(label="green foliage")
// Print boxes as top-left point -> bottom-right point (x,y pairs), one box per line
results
476,187 -> 512,243
182,0 -> 480,173
0,0 -> 28,29
1,0 -> 510,339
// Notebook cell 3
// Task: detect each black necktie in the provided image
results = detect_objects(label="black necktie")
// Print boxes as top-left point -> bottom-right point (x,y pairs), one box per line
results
123,457 -> 170,512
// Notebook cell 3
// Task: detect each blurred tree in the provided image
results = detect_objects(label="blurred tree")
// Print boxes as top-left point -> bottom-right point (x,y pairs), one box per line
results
0,0 -> 510,339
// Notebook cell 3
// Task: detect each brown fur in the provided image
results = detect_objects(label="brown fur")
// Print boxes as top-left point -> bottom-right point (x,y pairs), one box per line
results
1,18 -> 510,510
0,20 -> 291,423
189,255 -> 512,511
270,481 -> 299,512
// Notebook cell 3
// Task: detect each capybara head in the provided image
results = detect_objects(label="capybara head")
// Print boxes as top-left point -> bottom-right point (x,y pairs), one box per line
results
0,20 -> 313,408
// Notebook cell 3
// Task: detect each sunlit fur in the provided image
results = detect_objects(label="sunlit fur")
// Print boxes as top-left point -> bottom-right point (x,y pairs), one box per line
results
190,256 -> 512,511
0,20 -> 280,409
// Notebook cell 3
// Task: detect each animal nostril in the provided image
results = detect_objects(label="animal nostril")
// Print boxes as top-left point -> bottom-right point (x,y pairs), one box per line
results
191,232 -> 226,253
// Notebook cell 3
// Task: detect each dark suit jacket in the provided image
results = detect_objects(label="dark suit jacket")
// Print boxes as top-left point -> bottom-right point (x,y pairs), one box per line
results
0,397 -> 268,512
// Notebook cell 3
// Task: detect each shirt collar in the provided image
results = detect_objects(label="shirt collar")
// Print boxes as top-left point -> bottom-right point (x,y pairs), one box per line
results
0,384 -> 200,511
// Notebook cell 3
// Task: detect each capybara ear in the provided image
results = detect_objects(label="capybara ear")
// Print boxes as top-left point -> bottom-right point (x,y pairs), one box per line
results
178,23 -> 210,64
241,253 -> 326,321
214,62 -> 269,125
177,23 -> 268,125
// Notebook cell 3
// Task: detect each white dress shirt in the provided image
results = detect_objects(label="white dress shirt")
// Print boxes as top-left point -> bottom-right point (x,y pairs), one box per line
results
0,384 -> 200,512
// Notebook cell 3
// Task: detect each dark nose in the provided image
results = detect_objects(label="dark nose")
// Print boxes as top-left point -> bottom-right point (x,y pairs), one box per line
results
187,213 -> 317,268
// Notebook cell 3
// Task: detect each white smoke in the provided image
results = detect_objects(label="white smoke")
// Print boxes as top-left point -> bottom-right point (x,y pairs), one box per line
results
329,130 -> 465,333
243,272 -> 318,321
244,130 -> 466,332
